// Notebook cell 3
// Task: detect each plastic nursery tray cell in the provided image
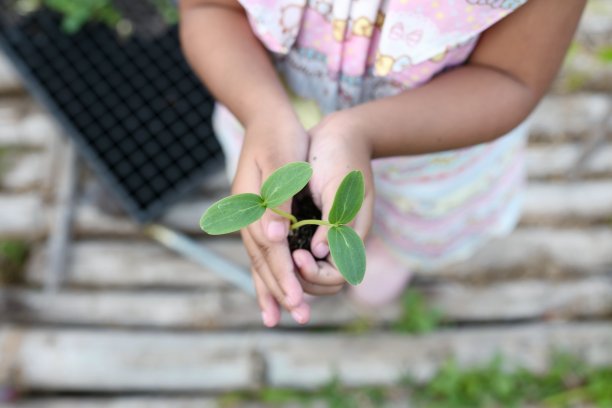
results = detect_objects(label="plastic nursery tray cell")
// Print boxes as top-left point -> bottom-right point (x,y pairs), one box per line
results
0,9 -> 222,222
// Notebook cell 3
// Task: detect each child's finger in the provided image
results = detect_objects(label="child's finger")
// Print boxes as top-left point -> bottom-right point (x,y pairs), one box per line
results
242,230 -> 291,305
293,249 -> 345,286
243,226 -> 306,312
252,270 -> 281,327
261,199 -> 292,242
299,278 -> 344,296
309,183 -> 337,259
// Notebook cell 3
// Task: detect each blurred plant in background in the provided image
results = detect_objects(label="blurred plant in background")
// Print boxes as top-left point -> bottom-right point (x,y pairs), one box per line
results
9,0 -> 178,35
393,289 -> 443,334
0,239 -> 29,285
220,354 -> 612,408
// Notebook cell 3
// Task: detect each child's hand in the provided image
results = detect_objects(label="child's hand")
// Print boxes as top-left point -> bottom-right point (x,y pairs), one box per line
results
292,112 -> 375,294
232,115 -> 311,327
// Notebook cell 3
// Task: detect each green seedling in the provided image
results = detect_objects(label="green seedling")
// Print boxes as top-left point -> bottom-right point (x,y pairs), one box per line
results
200,162 -> 366,285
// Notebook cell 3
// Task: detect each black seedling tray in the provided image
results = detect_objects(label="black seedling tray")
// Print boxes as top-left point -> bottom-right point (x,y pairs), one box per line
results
0,9 -> 223,222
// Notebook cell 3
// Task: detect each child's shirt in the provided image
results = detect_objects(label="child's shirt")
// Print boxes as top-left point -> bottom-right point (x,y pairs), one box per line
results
238,0 -> 528,113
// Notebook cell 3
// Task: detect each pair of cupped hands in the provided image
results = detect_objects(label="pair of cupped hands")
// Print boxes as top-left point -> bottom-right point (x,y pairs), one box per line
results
233,110 -> 374,327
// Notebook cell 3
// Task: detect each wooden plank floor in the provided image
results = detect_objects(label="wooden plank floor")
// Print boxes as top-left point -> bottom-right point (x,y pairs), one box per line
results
1,3 -> 612,406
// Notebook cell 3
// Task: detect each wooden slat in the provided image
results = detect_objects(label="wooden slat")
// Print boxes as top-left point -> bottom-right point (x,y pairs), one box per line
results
26,238 -> 245,289
5,398 -> 220,408
0,112 -> 56,148
0,193 -> 45,238
0,152 -> 46,192
526,144 -> 612,179
1,323 -> 611,391
4,277 -> 612,328
0,327 -> 259,392
523,181 -> 612,224
438,227 -> 612,281
528,94 -> 611,142
25,228 -> 612,290
0,52 -> 22,94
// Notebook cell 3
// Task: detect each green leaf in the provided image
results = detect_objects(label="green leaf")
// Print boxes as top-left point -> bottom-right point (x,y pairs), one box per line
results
328,171 -> 365,225
327,225 -> 365,285
200,193 -> 265,235
260,162 -> 312,208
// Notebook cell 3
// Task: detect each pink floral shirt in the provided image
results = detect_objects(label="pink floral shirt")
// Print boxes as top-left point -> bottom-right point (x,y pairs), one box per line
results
239,0 -> 527,112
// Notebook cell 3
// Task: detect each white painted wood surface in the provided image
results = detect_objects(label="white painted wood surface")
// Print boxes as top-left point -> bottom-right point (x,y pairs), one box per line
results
6,398 -> 221,408
1,323 -> 611,391
0,193 -> 45,238
523,181 -> 612,223
3,276 -> 612,328
0,327 -> 259,392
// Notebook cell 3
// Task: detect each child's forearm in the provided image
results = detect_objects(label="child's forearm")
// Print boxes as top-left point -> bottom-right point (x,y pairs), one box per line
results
340,64 -> 535,158
179,0 -> 296,127
336,0 -> 586,159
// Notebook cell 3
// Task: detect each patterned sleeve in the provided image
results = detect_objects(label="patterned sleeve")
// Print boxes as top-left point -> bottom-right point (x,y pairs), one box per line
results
237,0 -> 307,54
375,0 -> 528,75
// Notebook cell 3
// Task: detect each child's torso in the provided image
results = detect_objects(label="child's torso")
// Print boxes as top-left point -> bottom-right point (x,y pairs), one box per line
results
240,0 -> 528,112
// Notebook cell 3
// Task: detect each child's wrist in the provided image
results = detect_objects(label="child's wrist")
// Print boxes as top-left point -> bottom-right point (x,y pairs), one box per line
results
317,110 -> 373,158
240,92 -> 299,127
242,110 -> 309,158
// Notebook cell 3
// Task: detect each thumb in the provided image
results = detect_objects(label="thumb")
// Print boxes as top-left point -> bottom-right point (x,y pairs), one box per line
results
257,160 -> 295,242
261,199 -> 292,242
310,183 -> 336,259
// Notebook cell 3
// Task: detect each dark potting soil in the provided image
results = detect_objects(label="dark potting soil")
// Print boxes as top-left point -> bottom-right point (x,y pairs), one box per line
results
288,186 -> 322,254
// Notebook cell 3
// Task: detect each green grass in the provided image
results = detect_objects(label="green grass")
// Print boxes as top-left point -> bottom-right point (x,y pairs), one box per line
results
220,379 -> 389,408
342,288 -> 443,335
596,45 -> 612,64
392,289 -> 443,334
0,239 -> 30,285
0,147 -> 9,178
561,71 -> 589,93
219,354 -> 612,408
410,353 -> 612,408
563,41 -> 581,65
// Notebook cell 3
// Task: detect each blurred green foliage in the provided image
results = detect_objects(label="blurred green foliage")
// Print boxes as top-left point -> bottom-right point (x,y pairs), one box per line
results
0,147 -> 8,179
151,0 -> 179,27
220,354 -> 612,408
393,289 -> 443,334
43,0 -> 121,33
13,0 -> 179,34
0,147 -> 17,189
596,46 -> 612,64
410,353 -> 612,408
220,379 -> 388,408
0,239 -> 29,285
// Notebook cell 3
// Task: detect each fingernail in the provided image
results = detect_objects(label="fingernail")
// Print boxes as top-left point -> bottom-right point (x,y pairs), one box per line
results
313,243 -> 329,258
267,221 -> 286,241
293,253 -> 303,269
261,311 -> 274,327
291,309 -> 305,324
